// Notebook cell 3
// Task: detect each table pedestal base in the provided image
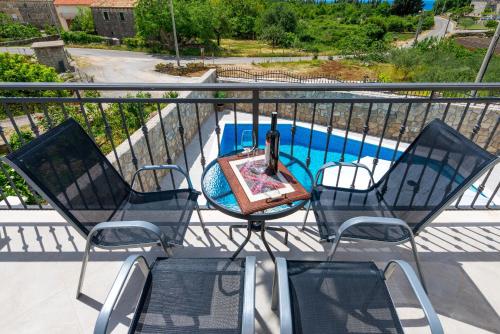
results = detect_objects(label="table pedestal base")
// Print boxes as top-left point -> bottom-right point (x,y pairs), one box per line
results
229,221 -> 288,262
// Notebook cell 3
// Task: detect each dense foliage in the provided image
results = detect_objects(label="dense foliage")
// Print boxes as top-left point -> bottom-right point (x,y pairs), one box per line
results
391,0 -> 424,15
385,38 -> 500,82
61,31 -> 105,44
70,7 -> 95,33
0,131 -> 41,205
134,0 -> 433,53
432,0 -> 471,13
0,13 -> 41,41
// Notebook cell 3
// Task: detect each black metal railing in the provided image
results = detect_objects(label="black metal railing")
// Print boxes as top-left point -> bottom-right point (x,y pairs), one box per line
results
0,82 -> 499,210
216,67 -> 377,83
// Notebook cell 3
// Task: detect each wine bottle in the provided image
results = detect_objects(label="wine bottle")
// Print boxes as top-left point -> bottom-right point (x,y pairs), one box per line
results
265,112 -> 280,175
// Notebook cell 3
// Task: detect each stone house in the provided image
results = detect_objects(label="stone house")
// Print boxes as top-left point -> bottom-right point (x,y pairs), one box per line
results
90,0 -> 136,39
0,0 -> 60,28
53,0 -> 93,31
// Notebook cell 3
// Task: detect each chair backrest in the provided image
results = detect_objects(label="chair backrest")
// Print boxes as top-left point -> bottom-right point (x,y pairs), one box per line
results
3,119 -> 131,237
375,119 -> 498,233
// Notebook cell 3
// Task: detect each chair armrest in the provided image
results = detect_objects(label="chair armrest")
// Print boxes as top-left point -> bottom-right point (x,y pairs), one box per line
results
94,255 -> 150,334
384,260 -> 444,334
275,257 -> 293,334
242,256 -> 256,334
131,164 -> 194,191
337,216 -> 412,237
314,162 -> 375,186
88,220 -> 172,250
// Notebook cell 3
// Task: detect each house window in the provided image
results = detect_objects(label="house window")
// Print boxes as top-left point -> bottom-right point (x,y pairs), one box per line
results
103,11 -> 109,21
119,12 -> 125,21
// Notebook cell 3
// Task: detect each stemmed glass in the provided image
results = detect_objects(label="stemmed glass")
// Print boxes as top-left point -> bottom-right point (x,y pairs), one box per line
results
241,130 -> 254,156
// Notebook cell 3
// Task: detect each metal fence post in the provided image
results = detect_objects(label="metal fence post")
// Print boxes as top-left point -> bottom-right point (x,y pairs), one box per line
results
252,90 -> 259,147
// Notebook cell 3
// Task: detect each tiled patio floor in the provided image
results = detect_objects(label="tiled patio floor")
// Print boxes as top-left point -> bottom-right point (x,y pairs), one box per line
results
1,209 -> 499,333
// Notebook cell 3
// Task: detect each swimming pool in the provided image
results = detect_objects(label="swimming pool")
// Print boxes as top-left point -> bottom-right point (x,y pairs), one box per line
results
220,123 -> 402,178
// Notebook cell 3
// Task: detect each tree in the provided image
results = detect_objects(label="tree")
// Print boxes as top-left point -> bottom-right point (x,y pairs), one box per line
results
135,0 -> 195,47
433,0 -> 471,13
258,3 -> 298,34
209,0 -> 231,46
391,0 -> 424,16
70,7 -> 94,33
259,25 -> 286,49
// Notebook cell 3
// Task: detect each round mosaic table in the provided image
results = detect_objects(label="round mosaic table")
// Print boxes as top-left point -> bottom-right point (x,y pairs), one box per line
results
201,151 -> 313,261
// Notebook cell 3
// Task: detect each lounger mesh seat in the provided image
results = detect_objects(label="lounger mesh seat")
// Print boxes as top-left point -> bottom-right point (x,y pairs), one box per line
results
274,258 -> 443,334
311,119 -> 497,243
287,261 -> 403,334
94,256 -> 256,334
135,258 -> 246,334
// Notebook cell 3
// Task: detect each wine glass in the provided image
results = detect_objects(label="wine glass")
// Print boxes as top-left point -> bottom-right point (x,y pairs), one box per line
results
241,130 -> 254,160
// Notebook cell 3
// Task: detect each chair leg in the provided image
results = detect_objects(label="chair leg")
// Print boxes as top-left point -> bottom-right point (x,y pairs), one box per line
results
301,201 -> 311,231
76,237 -> 92,299
195,203 -> 207,233
271,262 -> 279,311
326,236 -> 341,261
409,236 -> 427,293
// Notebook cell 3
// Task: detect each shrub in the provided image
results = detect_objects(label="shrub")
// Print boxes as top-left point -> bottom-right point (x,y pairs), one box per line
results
0,130 -> 42,205
123,37 -> 146,48
70,7 -> 94,33
0,13 -> 41,40
61,31 -> 104,44
485,20 -> 498,29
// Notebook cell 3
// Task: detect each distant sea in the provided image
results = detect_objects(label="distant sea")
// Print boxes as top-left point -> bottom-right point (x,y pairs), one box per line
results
324,0 -> 435,11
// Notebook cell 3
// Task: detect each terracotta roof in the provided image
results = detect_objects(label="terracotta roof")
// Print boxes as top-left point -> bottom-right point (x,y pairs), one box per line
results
53,0 -> 93,5
90,0 -> 136,8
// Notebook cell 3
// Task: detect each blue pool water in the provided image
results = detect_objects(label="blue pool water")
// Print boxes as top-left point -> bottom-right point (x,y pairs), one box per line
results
220,123 -> 402,178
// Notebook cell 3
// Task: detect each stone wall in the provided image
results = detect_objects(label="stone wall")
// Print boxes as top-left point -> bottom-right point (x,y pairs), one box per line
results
106,69 -> 216,191
0,0 -> 60,28
220,84 -> 499,154
92,7 -> 135,39
32,40 -> 71,73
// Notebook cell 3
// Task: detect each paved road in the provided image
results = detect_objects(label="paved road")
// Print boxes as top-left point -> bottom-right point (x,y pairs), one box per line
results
400,16 -> 453,47
0,18 -> 450,83
0,46 -> 334,83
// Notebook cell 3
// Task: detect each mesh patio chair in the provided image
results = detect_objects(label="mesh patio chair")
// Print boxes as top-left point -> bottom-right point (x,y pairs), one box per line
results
94,256 -> 256,334
2,119 -> 206,298
302,119 -> 498,290
272,257 -> 444,334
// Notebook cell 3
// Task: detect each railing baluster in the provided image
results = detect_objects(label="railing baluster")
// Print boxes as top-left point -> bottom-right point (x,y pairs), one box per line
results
306,103 -> 317,168
390,103 -> 412,166
138,101 -> 161,191
156,102 -> 175,189
290,102 -> 298,156
75,90 -> 95,141
441,102 -> 451,122
41,103 -> 54,129
97,103 -> 124,177
323,103 -> 336,165
351,103 -> 373,188
214,100 -> 221,155
336,103 -> 354,189
470,116 -> 499,208
455,103 -> 491,207
370,103 -> 393,188
117,103 -> 144,191
23,104 -> 40,137
419,91 -> 434,132
234,102 -> 238,152
3,102 -> 26,145
176,102 -> 190,177
486,182 -> 500,208
195,103 -> 206,168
